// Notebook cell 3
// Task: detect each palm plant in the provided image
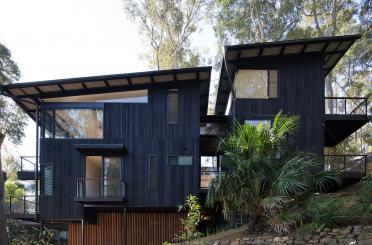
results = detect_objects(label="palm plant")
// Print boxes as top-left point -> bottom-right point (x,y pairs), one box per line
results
206,112 -> 339,233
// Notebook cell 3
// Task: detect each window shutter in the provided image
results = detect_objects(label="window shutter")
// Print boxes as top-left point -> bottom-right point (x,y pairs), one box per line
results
168,89 -> 178,123
42,164 -> 53,196
149,156 -> 157,190
268,70 -> 278,98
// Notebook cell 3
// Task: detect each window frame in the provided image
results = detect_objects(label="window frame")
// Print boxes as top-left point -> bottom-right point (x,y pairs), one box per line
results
148,155 -> 158,191
40,163 -> 53,197
167,89 -> 179,124
40,102 -> 104,140
167,155 -> 193,166
234,68 -> 279,99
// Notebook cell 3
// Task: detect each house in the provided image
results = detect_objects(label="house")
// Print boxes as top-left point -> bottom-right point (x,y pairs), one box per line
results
1,35 -> 369,244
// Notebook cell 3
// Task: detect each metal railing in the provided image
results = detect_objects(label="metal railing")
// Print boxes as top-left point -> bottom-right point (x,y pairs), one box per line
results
324,154 -> 367,174
325,97 -> 368,115
6,195 -> 37,214
76,178 -> 125,199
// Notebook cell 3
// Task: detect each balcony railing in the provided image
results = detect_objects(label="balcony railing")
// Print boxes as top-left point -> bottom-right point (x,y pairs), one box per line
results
6,195 -> 37,214
325,97 -> 368,115
324,154 -> 367,174
76,178 -> 125,200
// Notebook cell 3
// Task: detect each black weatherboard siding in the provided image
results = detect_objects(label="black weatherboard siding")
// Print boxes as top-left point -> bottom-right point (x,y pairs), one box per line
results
39,83 -> 201,220
232,54 -> 325,156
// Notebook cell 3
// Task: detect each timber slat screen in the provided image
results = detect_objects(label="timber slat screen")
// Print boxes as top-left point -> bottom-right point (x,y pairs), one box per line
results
68,212 -> 185,245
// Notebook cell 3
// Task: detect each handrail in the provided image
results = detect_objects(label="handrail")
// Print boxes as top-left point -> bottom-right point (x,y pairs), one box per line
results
325,97 -> 368,115
76,178 -> 125,199
324,154 -> 367,174
7,195 -> 38,214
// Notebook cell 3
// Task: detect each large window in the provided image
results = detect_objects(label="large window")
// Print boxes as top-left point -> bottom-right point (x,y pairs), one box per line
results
42,107 -> 103,139
235,69 -> 278,98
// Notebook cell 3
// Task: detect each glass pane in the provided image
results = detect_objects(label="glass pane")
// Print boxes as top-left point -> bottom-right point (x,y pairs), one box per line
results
103,157 -> 121,197
201,156 -> 217,171
85,156 -> 102,197
200,123 -> 227,135
42,165 -> 53,196
244,120 -> 271,127
178,156 -> 192,166
54,109 -> 103,139
235,70 -> 268,98
43,110 -> 54,138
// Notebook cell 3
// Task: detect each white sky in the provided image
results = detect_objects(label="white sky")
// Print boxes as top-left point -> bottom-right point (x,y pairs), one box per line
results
0,0 -> 218,159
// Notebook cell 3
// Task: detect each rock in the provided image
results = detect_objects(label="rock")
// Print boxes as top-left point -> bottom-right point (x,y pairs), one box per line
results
338,238 -> 355,244
363,226 -> 372,232
332,228 -> 340,233
230,240 -> 240,245
320,237 -> 337,244
212,241 -> 220,245
359,232 -> 372,240
303,235 -> 312,241
359,239 -> 372,245
252,239 -> 264,245
324,228 -> 331,232
294,241 -> 305,245
320,232 -> 327,237
307,239 -> 319,244
273,237 -> 282,242
220,240 -> 231,245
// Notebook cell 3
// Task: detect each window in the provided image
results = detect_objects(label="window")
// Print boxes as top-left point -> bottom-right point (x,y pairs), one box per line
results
200,156 -> 219,189
168,155 -> 192,166
84,156 -> 122,198
148,155 -> 158,190
235,69 -> 278,98
244,120 -> 271,127
41,107 -> 103,139
168,89 -> 178,123
41,164 -> 53,196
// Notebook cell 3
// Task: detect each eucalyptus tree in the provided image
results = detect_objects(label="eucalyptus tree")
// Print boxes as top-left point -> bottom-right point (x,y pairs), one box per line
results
206,112 -> 339,232
0,42 -> 27,244
123,0 -> 211,70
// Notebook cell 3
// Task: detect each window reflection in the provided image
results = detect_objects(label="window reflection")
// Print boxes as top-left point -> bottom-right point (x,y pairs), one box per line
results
42,108 -> 103,139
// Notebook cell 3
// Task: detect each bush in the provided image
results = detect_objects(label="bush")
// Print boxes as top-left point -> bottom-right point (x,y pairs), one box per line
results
7,219 -> 59,245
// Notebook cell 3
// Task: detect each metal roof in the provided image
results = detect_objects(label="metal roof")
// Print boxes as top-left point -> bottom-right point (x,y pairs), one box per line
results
1,66 -> 212,119
215,34 -> 361,115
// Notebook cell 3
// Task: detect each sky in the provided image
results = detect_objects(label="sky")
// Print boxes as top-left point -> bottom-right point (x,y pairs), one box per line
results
0,0 -> 218,160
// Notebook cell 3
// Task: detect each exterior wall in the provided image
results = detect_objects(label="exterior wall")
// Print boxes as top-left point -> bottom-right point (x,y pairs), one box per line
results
68,211 -> 185,245
232,54 -> 325,156
39,82 -> 201,220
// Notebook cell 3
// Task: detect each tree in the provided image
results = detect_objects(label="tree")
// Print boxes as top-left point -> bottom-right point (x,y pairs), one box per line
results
214,0 -> 304,45
0,42 -> 27,244
206,112 -> 339,232
123,0 -> 210,69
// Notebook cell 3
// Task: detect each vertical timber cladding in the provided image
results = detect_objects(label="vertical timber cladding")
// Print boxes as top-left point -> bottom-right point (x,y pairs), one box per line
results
68,212 -> 185,245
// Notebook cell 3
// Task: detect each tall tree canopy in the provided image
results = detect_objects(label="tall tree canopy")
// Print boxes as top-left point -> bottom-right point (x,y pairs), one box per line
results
0,42 -> 27,244
123,0 -> 211,70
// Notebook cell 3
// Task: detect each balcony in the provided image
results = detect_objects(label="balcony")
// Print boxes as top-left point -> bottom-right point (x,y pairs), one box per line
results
324,97 -> 370,147
325,154 -> 367,179
6,195 -> 38,220
75,178 -> 125,202
17,156 -> 38,181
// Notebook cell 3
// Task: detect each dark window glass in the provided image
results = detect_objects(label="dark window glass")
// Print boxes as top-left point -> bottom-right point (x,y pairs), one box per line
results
168,156 -> 178,165
149,155 -> 157,190
168,89 -> 178,123
41,164 -> 53,196
43,110 -> 54,138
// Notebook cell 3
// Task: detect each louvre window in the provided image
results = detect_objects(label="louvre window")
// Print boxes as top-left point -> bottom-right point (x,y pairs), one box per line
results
168,89 -> 178,123
148,155 -> 158,190
168,155 -> 193,166
41,164 -> 53,196
235,69 -> 278,98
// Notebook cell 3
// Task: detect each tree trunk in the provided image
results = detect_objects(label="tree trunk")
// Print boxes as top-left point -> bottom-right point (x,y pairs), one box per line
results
0,133 -> 9,245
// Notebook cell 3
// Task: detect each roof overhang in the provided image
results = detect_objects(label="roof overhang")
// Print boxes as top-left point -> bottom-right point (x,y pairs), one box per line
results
1,66 -> 212,120
74,144 -> 127,154
215,34 -> 361,115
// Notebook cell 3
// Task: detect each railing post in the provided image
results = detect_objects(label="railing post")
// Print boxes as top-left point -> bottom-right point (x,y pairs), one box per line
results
23,196 -> 26,214
9,196 -> 12,213
344,98 -> 347,114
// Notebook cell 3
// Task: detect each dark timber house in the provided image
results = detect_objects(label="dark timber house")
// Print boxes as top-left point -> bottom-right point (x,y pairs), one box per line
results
1,35 -> 370,244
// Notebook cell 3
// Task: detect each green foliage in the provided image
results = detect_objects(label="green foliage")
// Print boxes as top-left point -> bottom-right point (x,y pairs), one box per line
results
206,112 -> 340,233
358,175 -> 372,203
7,219 -> 59,245
123,0 -> 210,69
174,194 -> 203,242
